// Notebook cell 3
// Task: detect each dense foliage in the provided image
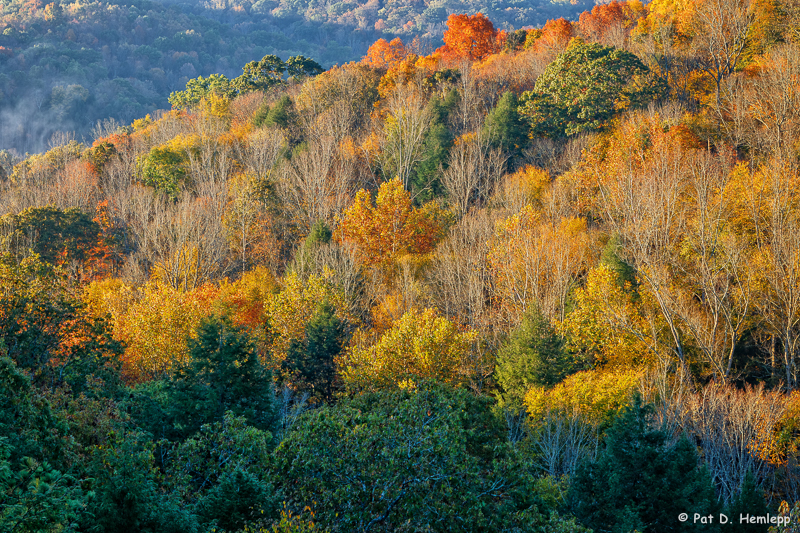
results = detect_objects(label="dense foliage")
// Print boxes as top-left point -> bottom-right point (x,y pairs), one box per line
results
2,1 -> 800,531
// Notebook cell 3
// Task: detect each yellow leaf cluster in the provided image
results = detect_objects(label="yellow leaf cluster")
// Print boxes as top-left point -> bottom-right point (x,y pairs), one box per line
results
500,165 -> 551,208
562,264 -> 655,369
198,92 -> 231,119
114,280 -> 219,382
340,308 -> 479,391
162,133 -> 201,156
524,368 -> 641,426
82,277 -> 136,322
489,204 -> 589,322
264,272 -> 349,368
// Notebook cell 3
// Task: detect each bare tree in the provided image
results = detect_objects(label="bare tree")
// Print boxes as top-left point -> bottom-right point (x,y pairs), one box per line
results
745,43 -> 800,162
185,113 -> 236,189
440,132 -> 505,215
276,126 -> 361,232
489,205 -> 589,326
677,382 -> 789,505
751,161 -> 800,390
379,85 -> 433,189
526,407 -> 599,480
127,183 -> 231,290
597,129 -> 693,376
224,174 -> 264,273
692,0 -> 754,112
51,159 -> 102,213
451,62 -> 485,134
427,209 -> 498,332
242,127 -> 286,181
670,150 -> 754,382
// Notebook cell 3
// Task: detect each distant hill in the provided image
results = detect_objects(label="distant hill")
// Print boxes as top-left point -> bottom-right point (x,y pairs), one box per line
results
0,0 -> 592,154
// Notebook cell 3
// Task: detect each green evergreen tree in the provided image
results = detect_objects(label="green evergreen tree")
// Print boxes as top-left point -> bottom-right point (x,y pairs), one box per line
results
570,396 -> 721,533
271,383 -> 569,532
305,218 -> 333,247
600,234 -> 638,290
0,354 -> 84,531
283,301 -> 346,403
196,467 -> 273,530
252,100 -> 271,128
291,219 -> 332,277
82,431 -> 197,533
170,412 -> 275,529
520,40 -> 663,137
168,73 -> 236,110
286,55 -> 324,79
166,316 -> 277,439
495,307 -> 577,408
726,470 -> 770,533
484,91 -> 527,155
234,54 -> 286,93
0,354 -> 67,470
0,205 -> 102,265
0,439 -> 83,533
504,29 -> 528,51
266,95 -> 293,128
411,89 -> 458,202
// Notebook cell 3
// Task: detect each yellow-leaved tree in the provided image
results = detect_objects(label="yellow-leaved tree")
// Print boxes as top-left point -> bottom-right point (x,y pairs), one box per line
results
488,205 -> 590,325
114,280 -> 219,382
562,263 -> 660,370
264,271 -> 350,369
340,308 -> 482,392
524,368 -> 641,428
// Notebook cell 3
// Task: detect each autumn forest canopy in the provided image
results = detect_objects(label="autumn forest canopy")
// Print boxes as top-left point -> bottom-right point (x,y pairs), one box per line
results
3,1 -> 800,531
0,0 -> 598,155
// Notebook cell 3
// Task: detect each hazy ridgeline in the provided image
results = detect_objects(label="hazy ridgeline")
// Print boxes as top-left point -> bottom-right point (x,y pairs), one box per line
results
0,0 -> 594,154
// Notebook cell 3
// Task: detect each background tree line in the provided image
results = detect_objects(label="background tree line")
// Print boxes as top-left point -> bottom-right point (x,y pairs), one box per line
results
0,0 -> 596,155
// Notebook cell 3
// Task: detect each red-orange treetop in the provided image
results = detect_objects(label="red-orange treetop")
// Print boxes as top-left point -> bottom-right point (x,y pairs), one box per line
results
363,37 -> 409,69
438,13 -> 502,62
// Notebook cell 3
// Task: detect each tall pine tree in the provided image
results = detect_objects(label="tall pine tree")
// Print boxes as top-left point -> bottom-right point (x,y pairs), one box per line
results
570,396 -> 721,533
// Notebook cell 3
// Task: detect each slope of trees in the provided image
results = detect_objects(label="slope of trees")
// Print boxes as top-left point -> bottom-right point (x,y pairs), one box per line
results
0,0 -> 599,155
2,2 -> 800,531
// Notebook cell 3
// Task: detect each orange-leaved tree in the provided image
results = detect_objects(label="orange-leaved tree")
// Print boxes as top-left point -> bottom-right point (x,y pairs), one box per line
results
438,13 -> 500,62
362,37 -> 408,69
334,177 -> 451,268
527,17 -> 575,55
578,1 -> 646,45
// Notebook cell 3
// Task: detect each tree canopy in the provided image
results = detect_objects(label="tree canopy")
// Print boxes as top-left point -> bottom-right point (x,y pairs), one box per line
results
520,40 -> 662,136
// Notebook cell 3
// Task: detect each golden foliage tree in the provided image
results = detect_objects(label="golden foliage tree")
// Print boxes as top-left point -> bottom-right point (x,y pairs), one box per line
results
524,368 -> 641,427
264,271 -> 349,369
334,177 -> 451,269
114,280 -> 219,381
488,205 -> 589,325
340,308 -> 480,391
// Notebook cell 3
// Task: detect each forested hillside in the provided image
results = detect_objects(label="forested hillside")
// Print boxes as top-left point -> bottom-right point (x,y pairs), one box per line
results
0,0 -> 592,155
2,1 -> 800,531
